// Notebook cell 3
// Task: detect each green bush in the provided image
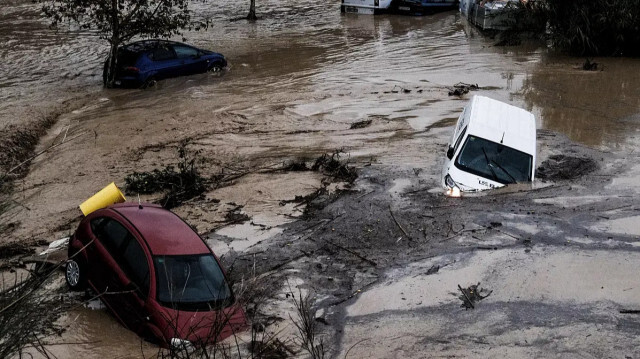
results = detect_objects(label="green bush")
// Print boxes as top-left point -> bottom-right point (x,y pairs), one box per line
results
506,0 -> 640,56
547,0 -> 640,56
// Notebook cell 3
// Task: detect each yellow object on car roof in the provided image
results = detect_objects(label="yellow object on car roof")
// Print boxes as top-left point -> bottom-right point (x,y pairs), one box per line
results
79,182 -> 126,216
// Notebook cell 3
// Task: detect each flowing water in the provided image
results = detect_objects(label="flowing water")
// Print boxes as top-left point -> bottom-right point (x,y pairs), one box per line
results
2,0 -> 640,356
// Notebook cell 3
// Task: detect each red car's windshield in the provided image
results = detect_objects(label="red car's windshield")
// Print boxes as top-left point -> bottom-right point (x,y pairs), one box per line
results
154,254 -> 232,311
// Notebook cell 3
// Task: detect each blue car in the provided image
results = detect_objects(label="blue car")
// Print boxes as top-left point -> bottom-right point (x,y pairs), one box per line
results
104,40 -> 227,88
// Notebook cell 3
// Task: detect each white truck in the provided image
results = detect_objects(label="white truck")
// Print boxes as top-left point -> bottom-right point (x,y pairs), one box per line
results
441,95 -> 536,196
459,0 -> 518,30
341,0 -> 457,15
341,0 -> 394,14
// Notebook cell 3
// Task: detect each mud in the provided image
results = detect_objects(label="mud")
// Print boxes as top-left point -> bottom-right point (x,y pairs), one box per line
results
2,0 -> 640,357
224,130 -> 640,358
537,154 -> 598,180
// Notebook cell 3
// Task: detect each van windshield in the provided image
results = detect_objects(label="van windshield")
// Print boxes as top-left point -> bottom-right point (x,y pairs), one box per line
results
154,254 -> 232,311
455,135 -> 532,184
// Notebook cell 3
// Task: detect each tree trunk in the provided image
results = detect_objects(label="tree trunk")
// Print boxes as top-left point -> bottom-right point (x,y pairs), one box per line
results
247,0 -> 257,20
105,0 -> 120,88
104,42 -> 119,88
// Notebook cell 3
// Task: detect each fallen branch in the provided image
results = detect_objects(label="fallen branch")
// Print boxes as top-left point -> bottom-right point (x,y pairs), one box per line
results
440,228 -> 480,242
324,240 -> 377,267
458,284 -> 474,309
620,309 -> 640,314
389,205 -> 411,240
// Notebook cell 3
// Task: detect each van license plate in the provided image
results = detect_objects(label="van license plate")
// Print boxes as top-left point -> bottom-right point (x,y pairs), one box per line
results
398,6 -> 410,10
345,6 -> 358,13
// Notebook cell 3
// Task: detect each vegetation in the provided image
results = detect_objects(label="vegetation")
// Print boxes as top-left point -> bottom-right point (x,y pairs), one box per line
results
506,0 -> 640,56
38,0 -> 201,87
0,113 -> 58,190
0,264 -> 68,358
125,142 -> 207,209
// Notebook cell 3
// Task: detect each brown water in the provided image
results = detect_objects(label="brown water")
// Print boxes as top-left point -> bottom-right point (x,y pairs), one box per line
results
2,0 -> 640,356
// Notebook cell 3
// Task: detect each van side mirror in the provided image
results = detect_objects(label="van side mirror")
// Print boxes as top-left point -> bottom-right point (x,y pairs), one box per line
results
446,146 -> 455,160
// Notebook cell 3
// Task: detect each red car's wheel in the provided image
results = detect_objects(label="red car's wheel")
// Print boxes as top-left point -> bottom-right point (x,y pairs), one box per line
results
65,258 -> 86,290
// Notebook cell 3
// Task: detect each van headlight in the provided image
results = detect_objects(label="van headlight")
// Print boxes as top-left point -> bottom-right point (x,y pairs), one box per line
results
444,175 -> 462,198
445,175 -> 456,188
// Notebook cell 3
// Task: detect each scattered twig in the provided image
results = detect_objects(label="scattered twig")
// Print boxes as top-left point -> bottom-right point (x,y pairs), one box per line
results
389,205 -> 411,240
344,338 -> 371,359
620,309 -> 640,314
324,240 -> 377,267
355,190 -> 374,199
458,284 -> 474,309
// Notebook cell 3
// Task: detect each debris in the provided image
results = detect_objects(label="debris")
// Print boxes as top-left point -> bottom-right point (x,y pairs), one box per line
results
282,160 -> 309,172
125,141 -> 207,209
537,154 -> 598,180
477,246 -> 498,250
619,309 -> 640,314
39,237 -> 69,256
387,85 -> 412,94
279,187 -> 327,208
324,240 -> 377,267
311,150 -> 358,183
448,82 -> 479,96
458,282 -> 493,310
350,119 -> 373,129
225,205 -> 250,224
250,338 -> 295,358
426,265 -> 440,275
582,58 -> 599,71
389,204 -> 411,240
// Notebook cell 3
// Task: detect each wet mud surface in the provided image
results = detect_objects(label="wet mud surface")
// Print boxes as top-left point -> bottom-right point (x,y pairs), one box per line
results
2,0 -> 640,357
226,131 -> 640,358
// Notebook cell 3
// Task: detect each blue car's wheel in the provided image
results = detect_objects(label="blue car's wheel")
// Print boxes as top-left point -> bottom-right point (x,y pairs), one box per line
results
208,62 -> 225,73
141,77 -> 157,89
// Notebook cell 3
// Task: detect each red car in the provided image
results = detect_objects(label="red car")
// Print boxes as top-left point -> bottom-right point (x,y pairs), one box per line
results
65,203 -> 246,348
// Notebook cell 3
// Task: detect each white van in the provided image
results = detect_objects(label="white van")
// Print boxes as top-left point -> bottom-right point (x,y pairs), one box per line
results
441,96 -> 536,195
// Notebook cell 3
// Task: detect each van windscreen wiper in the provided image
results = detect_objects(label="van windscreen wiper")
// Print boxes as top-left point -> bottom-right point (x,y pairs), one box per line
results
490,159 -> 517,184
481,147 -> 499,181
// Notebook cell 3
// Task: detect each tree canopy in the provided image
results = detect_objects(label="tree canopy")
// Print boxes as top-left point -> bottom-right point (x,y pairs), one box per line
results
39,0 -> 200,86
41,0 -> 192,44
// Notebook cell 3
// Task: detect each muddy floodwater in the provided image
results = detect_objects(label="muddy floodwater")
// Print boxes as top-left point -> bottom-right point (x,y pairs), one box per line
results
2,0 -> 640,357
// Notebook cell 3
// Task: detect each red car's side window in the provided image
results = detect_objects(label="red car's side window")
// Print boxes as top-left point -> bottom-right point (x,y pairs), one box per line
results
121,237 -> 150,297
91,217 -> 128,254
90,217 -> 150,297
